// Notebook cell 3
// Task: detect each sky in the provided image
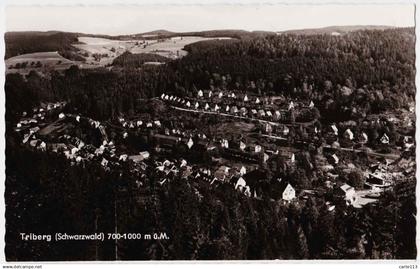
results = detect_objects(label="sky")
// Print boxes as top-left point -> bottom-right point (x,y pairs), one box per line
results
5,4 -> 415,35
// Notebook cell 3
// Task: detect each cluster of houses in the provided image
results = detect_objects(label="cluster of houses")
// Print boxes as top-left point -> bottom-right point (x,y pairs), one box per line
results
160,92 -> 316,124
14,88 -> 412,209
14,102 -> 301,202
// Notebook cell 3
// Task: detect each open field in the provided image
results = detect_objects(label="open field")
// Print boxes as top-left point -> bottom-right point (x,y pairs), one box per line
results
130,36 -> 231,58
5,35 -> 233,72
5,51 -> 76,74
74,36 -> 231,66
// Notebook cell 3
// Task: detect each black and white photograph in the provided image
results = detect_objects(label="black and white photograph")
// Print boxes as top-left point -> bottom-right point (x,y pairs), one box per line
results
1,0 -> 417,264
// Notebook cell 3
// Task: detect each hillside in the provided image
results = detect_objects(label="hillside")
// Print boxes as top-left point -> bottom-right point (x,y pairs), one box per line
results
280,25 -> 396,35
4,31 -> 82,59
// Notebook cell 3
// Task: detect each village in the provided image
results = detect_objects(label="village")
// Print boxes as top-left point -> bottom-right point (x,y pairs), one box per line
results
13,85 -> 415,212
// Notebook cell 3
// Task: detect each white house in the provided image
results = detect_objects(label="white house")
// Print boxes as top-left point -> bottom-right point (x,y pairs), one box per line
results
235,177 -> 246,190
331,154 -> 339,164
263,153 -> 269,163
290,153 -> 295,163
101,158 -> 108,167
283,126 -> 290,136
339,184 -> 356,201
239,141 -> 246,151
187,138 -> 194,149
309,101 -> 314,108
240,166 -> 247,175
288,101 -> 294,110
360,132 -> 368,144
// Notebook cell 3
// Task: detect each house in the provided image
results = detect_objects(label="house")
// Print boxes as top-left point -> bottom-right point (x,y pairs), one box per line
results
255,145 -> 262,153
282,126 -> 290,136
275,110 -> 281,120
288,101 -> 294,110
290,153 -> 295,163
221,139 -> 229,148
337,184 -> 356,201
255,98 -> 261,104
359,132 -> 368,144
328,154 -> 339,164
244,95 -> 249,102
263,153 -> 269,163
101,158 -> 108,167
235,177 -> 246,190
344,129 -> 354,140
48,143 -> 67,153
403,136 -> 414,150
281,183 -> 296,201
366,173 -> 385,185
197,90 -> 203,97
187,138 -> 194,149
239,141 -> 246,151
265,124 -> 273,134
240,166 -> 247,175
380,133 -> 390,144
38,141 -> 47,151
309,101 -> 314,108
218,92 -> 223,98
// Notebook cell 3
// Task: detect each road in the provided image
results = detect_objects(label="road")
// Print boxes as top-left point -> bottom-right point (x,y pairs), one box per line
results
323,145 -> 400,160
170,105 -> 316,127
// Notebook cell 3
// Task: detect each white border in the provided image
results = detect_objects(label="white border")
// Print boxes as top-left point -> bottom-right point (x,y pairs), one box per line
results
0,0 -> 418,268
